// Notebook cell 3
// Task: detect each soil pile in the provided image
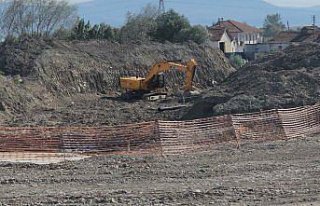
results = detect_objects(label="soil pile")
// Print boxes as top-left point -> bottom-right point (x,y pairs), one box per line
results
0,38 -> 234,125
186,43 -> 320,119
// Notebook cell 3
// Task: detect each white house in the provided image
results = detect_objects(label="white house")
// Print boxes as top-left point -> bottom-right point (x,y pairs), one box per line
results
209,19 -> 263,53
208,26 -> 237,53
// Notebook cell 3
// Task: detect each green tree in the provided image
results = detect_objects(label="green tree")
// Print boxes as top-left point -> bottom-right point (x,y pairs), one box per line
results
152,9 -> 190,42
120,4 -> 158,42
263,13 -> 285,38
84,21 -> 91,39
71,18 -> 86,40
185,25 -> 209,44
70,19 -> 117,41
99,23 -> 115,40
88,24 -> 99,39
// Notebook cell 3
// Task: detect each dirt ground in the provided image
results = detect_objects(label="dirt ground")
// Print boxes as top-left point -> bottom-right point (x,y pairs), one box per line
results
0,136 -> 319,205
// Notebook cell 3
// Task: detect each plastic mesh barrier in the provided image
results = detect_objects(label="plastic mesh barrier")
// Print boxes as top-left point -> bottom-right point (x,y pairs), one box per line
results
0,103 -> 319,160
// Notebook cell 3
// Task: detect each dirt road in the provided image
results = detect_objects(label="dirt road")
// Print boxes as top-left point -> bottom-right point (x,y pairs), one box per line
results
0,136 -> 319,205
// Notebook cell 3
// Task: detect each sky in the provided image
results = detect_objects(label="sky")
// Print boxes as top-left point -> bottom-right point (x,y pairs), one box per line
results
263,0 -> 320,8
68,0 -> 320,8
66,0 -> 320,27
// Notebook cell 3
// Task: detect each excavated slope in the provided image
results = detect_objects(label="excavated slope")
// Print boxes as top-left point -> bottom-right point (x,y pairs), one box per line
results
0,38 -> 234,125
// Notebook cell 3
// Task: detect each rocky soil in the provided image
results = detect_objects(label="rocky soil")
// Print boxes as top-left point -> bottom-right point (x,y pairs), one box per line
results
0,38 -> 234,125
1,39 -> 320,125
0,136 -> 319,205
185,43 -> 320,119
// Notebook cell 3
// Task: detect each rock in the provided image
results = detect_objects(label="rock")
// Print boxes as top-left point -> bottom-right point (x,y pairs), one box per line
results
110,198 -> 116,203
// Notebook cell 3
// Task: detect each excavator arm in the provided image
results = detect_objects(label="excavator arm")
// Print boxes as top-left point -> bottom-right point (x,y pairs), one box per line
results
183,59 -> 197,91
142,59 -> 197,91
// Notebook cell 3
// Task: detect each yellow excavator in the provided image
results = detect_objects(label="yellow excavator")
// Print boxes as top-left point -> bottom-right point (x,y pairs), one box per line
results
120,59 -> 198,100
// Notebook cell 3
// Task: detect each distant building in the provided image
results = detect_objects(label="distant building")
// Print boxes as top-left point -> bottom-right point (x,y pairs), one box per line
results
243,42 -> 291,60
208,26 -> 237,53
243,31 -> 298,60
244,26 -> 320,60
208,19 -> 263,53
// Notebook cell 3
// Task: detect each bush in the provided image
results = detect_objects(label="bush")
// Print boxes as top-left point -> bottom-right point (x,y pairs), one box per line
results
184,25 -> 209,44
229,54 -> 247,68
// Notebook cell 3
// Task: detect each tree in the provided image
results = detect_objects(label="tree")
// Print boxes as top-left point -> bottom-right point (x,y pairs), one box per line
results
0,0 -> 77,38
88,24 -> 99,39
70,19 -> 117,41
119,4 -> 159,42
99,23 -> 115,40
184,25 -> 209,44
71,18 -> 86,40
263,13 -> 285,38
152,9 -> 190,42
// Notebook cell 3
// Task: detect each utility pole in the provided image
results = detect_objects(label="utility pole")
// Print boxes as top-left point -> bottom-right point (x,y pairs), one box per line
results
159,0 -> 165,13
312,15 -> 316,26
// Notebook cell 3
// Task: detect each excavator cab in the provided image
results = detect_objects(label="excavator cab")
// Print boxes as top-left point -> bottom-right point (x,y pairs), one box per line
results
149,72 -> 165,89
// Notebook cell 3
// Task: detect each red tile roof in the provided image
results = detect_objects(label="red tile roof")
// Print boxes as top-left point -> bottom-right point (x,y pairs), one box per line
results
208,26 -> 227,41
209,20 -> 261,39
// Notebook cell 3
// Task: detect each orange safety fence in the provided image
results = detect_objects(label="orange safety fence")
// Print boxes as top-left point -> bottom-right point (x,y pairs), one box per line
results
0,103 -> 319,159
231,109 -> 286,141
279,103 -> 320,138
158,115 -> 236,155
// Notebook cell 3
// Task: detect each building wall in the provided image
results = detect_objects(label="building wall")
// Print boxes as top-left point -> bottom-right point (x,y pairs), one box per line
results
243,42 -> 290,60
220,32 -> 236,53
210,31 -> 237,53
237,32 -> 263,44
210,32 -> 264,54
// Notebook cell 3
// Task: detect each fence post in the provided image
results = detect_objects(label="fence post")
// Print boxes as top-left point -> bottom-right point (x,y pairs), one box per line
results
277,109 -> 287,140
127,140 -> 131,152
154,120 -> 163,156
229,115 -> 240,149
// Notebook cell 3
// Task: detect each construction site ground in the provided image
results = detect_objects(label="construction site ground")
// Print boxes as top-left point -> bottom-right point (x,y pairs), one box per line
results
1,136 -> 319,205
0,39 -> 320,206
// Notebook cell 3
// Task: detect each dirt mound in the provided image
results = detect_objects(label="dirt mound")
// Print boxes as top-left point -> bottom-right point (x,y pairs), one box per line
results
0,38 -> 234,125
0,38 -> 234,93
186,43 -> 320,119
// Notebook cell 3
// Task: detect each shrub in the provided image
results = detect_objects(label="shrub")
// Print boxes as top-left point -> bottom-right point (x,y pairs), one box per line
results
229,54 -> 247,68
